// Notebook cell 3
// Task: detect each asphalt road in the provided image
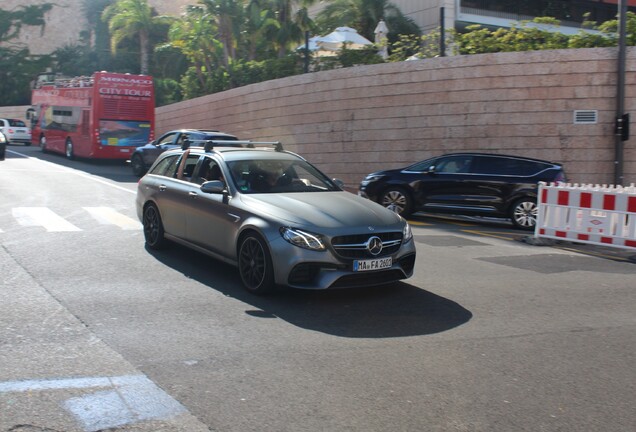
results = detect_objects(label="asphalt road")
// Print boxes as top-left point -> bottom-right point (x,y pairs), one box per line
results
1,145 -> 635,432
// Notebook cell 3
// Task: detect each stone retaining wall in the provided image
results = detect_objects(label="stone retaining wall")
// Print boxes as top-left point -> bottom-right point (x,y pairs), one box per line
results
156,47 -> 636,187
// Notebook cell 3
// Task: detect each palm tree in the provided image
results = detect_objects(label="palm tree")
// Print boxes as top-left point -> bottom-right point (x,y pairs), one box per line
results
102,0 -> 173,75
198,0 -> 245,68
315,0 -> 419,42
162,5 -> 224,87
268,0 -> 316,57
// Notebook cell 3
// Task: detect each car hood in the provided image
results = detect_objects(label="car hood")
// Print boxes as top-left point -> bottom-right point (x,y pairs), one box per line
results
238,191 -> 403,229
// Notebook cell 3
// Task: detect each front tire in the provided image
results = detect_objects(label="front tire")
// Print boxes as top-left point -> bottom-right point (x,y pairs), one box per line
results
65,138 -> 74,160
131,154 -> 147,177
380,187 -> 414,218
143,203 -> 168,249
238,234 -> 275,294
510,197 -> 538,230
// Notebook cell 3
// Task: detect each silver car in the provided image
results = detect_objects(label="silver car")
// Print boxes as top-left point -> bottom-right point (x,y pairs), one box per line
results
0,118 -> 31,145
136,142 -> 416,294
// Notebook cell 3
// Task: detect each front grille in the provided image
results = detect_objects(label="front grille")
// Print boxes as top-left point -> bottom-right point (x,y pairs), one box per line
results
330,269 -> 406,289
331,232 -> 402,259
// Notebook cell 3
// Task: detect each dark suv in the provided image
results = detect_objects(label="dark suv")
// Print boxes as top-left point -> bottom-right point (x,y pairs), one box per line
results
358,153 -> 566,230
130,129 -> 238,176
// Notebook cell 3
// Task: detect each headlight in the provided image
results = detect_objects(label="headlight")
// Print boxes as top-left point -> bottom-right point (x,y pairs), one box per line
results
280,227 -> 326,251
401,219 -> 413,243
360,174 -> 385,187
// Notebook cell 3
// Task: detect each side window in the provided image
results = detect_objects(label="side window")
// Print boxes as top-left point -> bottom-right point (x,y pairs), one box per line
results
472,157 -> 549,176
193,157 -> 224,185
515,160 -> 550,176
8,119 -> 26,127
156,132 -> 177,146
149,154 -> 179,177
176,153 -> 201,180
176,133 -> 189,148
435,156 -> 473,174
407,159 -> 436,172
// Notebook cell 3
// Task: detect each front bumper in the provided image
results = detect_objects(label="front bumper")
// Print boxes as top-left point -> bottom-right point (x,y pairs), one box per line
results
268,235 -> 417,290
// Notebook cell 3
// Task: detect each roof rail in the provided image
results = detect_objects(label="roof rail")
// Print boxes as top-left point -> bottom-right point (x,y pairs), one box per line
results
181,139 -> 284,152
205,140 -> 283,152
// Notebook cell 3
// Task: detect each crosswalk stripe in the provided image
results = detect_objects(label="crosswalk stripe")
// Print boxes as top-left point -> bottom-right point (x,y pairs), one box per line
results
12,207 -> 82,232
83,207 -> 141,230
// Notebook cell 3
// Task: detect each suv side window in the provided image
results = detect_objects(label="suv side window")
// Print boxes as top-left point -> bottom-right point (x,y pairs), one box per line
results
150,154 -> 179,176
473,156 -> 550,176
435,156 -> 473,174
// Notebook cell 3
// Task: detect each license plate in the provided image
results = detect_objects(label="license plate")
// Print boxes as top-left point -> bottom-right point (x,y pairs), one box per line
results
353,257 -> 392,272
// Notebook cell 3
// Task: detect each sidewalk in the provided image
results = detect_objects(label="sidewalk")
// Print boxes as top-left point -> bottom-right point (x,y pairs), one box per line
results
0,247 -> 210,432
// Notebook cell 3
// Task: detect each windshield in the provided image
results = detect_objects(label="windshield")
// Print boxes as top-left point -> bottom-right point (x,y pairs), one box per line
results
227,158 -> 340,194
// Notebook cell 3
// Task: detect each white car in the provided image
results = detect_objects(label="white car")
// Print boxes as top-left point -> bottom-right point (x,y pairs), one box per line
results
0,118 -> 31,145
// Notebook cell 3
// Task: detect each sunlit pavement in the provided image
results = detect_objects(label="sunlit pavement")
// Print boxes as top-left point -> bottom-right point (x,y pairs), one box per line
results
408,212 -> 636,264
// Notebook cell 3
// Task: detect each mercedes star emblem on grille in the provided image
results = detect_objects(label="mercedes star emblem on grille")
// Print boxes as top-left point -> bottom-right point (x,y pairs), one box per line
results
366,236 -> 383,256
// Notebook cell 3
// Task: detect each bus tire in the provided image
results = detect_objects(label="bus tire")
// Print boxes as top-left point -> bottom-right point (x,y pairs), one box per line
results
65,138 -> 74,160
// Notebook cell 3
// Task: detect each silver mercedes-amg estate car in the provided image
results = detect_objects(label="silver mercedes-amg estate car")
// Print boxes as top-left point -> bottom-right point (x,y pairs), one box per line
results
136,141 -> 416,294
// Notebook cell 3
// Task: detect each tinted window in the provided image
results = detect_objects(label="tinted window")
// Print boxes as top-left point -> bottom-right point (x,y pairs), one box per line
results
193,156 -> 224,185
435,156 -> 473,173
150,154 -> 179,176
473,156 -> 551,176
8,119 -> 26,127
156,132 -> 177,146
405,158 -> 436,172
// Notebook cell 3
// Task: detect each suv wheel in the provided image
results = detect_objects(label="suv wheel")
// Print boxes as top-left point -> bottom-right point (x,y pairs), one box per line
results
380,187 -> 413,218
510,198 -> 538,230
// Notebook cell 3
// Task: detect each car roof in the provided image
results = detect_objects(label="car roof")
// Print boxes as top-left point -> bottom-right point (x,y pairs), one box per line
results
161,140 -> 303,162
432,152 -> 561,166
175,129 -> 236,137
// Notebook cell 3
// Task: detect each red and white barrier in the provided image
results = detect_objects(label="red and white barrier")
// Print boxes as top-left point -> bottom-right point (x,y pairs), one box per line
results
535,182 -> 636,250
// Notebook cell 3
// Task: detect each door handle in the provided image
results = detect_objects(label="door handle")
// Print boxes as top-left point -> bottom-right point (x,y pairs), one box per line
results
158,185 -> 167,191
189,191 -> 198,198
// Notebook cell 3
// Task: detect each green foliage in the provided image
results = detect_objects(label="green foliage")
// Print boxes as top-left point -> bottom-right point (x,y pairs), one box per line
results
0,4 -> 52,106
451,16 -> 624,55
388,29 -> 447,61
154,78 -> 182,106
314,0 -> 420,43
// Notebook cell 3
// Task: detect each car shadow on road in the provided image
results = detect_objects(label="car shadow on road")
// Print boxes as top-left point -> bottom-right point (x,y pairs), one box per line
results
146,243 -> 473,339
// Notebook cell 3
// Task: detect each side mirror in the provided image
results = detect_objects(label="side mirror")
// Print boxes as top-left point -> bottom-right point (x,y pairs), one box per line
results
427,166 -> 437,174
200,180 -> 226,194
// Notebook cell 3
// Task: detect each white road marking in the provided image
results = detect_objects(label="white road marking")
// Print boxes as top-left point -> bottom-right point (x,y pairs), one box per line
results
12,207 -> 81,232
83,207 -> 141,230
0,375 -> 187,431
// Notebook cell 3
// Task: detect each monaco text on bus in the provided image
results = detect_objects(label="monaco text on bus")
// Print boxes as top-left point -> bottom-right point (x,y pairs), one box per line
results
27,71 -> 155,160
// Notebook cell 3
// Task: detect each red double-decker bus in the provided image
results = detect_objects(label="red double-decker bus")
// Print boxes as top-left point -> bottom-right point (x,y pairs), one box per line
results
27,71 -> 155,160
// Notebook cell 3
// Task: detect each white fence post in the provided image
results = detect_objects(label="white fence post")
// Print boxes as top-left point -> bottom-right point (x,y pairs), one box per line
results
535,182 -> 636,250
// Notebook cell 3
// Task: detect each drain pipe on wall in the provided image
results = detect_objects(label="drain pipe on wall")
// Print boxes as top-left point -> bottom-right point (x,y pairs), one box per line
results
614,0 -> 628,186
